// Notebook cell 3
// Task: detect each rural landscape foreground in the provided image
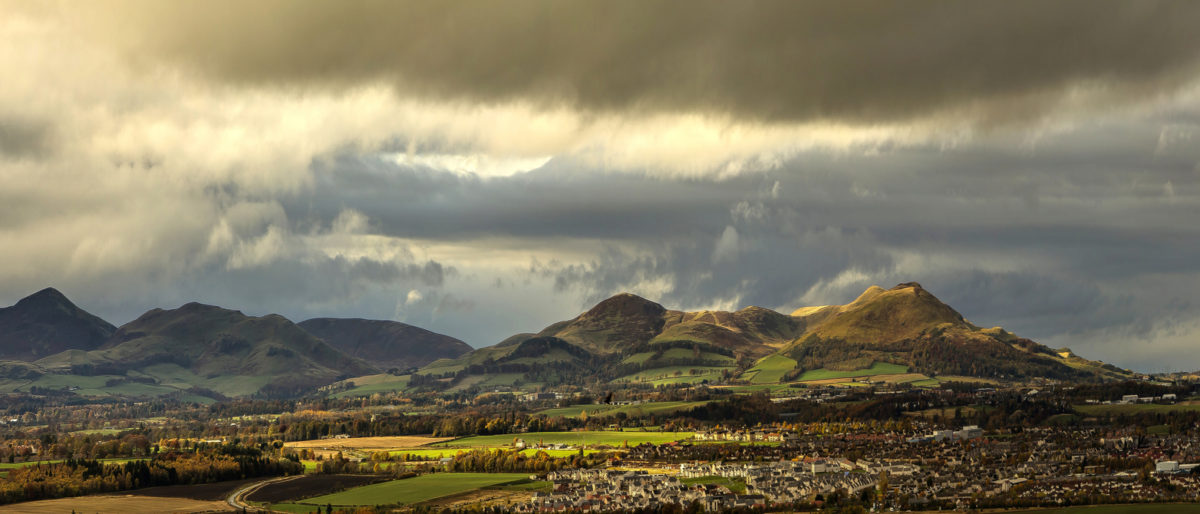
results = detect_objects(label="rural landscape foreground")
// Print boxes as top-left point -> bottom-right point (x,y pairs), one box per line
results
1,284 -> 1200,512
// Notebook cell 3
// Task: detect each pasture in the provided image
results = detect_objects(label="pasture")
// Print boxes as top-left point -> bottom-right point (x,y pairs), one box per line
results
797,362 -> 908,381
743,354 -> 797,384
1074,402 -> 1200,416
537,401 -> 709,419
284,435 -> 453,451
329,374 -> 411,398
437,431 -> 693,448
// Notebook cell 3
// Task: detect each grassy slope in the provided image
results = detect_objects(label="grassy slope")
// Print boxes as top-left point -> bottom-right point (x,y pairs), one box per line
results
330,374 -> 412,398
614,366 -> 730,384
537,398 -> 705,420
797,362 -> 908,381
743,354 -> 797,384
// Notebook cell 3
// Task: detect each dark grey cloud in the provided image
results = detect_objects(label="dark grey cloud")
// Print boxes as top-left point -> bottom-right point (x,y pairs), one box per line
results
99,0 -> 1200,123
0,116 -> 52,158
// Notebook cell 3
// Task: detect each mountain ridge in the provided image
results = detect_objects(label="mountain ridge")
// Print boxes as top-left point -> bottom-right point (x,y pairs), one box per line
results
0,287 -> 116,361
411,282 -> 1129,391
298,317 -> 473,370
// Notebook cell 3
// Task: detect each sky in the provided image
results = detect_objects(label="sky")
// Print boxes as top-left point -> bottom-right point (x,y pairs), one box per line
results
3,1 -> 1200,372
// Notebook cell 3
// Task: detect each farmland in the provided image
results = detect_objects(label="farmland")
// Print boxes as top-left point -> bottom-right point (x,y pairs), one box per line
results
613,366 -> 730,386
0,457 -> 145,471
796,362 -> 909,381
389,448 -> 602,460
436,431 -> 694,448
536,401 -> 709,419
328,373 -> 412,398
742,354 -> 797,384
287,473 -> 530,507
1007,504 -> 1200,513
284,435 -> 453,451
0,494 -> 229,513
246,474 -> 387,503
1074,402 -> 1200,416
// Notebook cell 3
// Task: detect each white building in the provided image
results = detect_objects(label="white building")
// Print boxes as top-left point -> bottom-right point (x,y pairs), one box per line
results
1156,461 -> 1180,473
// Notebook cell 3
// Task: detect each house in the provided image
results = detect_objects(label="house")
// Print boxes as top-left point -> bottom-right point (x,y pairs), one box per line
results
1156,461 -> 1180,473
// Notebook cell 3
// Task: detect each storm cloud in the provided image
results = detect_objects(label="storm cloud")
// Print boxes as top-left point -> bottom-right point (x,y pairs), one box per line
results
87,1 -> 1200,125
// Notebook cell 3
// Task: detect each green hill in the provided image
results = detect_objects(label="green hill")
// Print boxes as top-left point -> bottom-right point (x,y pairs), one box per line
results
769,283 -> 1129,383
27,303 -> 376,398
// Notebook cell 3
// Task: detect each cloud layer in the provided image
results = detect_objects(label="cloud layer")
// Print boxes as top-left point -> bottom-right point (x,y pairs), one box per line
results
2,2 -> 1200,371
89,1 -> 1200,124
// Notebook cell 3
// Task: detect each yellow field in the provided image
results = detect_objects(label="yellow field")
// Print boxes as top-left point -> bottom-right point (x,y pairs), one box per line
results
1,495 -> 230,513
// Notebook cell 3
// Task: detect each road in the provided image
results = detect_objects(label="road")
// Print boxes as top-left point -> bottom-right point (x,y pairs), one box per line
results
226,474 -> 305,512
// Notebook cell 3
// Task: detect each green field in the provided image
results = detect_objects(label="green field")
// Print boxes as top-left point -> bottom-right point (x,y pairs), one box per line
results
536,404 -> 620,418
537,401 -> 708,419
743,354 -> 798,384
390,448 -> 601,460
0,457 -> 145,470
295,473 -> 530,506
797,362 -> 908,381
0,363 -> 265,400
437,431 -> 693,448
1007,504 -> 1200,513
681,475 -> 747,494
721,383 -> 804,395
1074,402 -> 1200,416
329,374 -> 412,398
614,366 -> 730,385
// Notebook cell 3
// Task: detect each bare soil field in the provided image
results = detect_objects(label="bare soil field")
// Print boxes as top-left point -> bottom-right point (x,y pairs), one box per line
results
285,435 -> 453,451
2,494 -> 230,513
246,474 -> 387,503
127,477 -> 261,500
421,488 -> 535,509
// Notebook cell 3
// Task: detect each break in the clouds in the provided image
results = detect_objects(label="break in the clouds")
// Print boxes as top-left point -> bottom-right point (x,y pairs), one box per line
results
3,1 -> 1200,371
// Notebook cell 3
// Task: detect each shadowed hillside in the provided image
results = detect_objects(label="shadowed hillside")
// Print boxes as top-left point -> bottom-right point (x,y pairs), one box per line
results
298,318 -> 473,370
31,303 -> 376,398
0,288 -> 116,361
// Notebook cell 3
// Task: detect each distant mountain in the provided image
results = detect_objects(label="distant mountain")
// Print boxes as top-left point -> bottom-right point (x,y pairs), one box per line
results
31,303 -> 375,398
780,282 -> 1128,381
297,318 -> 472,370
410,283 -> 1128,392
530,293 -> 799,358
413,293 -> 807,391
0,288 -> 116,361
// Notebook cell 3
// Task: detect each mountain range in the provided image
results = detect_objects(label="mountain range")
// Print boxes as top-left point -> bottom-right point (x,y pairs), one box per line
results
0,283 -> 1130,401
0,288 -> 471,400
411,282 -> 1129,393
